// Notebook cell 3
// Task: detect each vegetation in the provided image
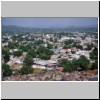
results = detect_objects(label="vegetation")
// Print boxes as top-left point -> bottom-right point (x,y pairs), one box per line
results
77,55 -> 90,70
2,63 -> 12,77
13,50 -> 23,57
47,43 -> 53,49
2,48 -> 10,63
37,46 -> 54,60
59,55 -> 90,72
86,43 -> 94,50
20,66 -> 33,75
27,50 -> 37,58
71,51 -> 76,54
19,45 -> 32,52
63,45 -> 72,49
90,60 -> 98,70
23,55 -> 33,66
90,47 -> 98,60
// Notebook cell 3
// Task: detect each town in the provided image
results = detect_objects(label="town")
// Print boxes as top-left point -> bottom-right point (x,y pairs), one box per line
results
2,27 -> 98,81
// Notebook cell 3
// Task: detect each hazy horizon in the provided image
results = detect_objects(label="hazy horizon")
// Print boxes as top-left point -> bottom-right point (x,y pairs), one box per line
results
2,18 -> 98,28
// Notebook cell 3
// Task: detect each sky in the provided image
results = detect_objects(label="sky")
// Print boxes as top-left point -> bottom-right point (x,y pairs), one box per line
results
2,18 -> 98,28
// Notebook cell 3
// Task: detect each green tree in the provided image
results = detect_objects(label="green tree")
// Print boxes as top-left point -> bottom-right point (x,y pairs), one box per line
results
19,45 -> 32,52
27,50 -> 37,58
76,45 -> 83,50
59,59 -> 73,72
77,55 -> 90,70
2,63 -> 12,77
63,61 -> 73,72
23,55 -> 33,66
20,66 -> 33,75
47,44 -> 53,49
63,45 -> 72,49
90,60 -> 98,70
13,50 -> 23,57
90,47 -> 98,60
54,45 -> 57,49
50,37 -> 53,42
37,46 -> 53,60
8,42 -> 15,49
2,49 -> 10,63
86,44 -> 94,50
54,38 -> 57,43
71,51 -> 76,54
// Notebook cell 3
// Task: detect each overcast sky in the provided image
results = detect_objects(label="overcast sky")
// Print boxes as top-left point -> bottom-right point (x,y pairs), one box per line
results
2,18 -> 98,28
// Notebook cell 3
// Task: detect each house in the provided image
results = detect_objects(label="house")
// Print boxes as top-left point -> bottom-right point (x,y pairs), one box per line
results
7,57 -> 23,68
60,49 -> 66,53
50,49 -> 61,54
34,60 -> 47,66
9,49 -> 18,53
32,65 -> 46,69
50,55 -> 59,60
2,42 -> 8,47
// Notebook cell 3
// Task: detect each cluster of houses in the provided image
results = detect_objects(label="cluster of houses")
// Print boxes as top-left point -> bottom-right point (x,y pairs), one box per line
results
5,47 -> 91,70
2,32 -> 98,71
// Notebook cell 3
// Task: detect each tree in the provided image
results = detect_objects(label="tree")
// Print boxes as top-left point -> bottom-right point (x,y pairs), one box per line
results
59,59 -> 73,72
47,44 -> 53,49
90,47 -> 98,60
23,56 -> 33,66
77,55 -> 90,70
63,61 -> 73,72
37,46 -> 54,60
90,60 -> 98,70
71,51 -> 76,54
50,37 -> 53,42
54,45 -> 57,49
2,63 -> 12,77
76,45 -> 83,50
59,55 -> 90,72
19,45 -> 32,52
13,50 -> 23,57
54,38 -> 57,43
8,42 -> 15,49
2,49 -> 10,63
27,50 -> 37,58
86,44 -> 94,50
20,66 -> 33,75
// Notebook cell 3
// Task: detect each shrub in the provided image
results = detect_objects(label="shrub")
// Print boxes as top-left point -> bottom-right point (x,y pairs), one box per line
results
2,63 -> 12,77
20,66 -> 33,75
90,60 -> 98,70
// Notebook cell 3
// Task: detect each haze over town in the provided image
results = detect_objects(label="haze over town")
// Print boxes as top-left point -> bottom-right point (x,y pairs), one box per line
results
2,18 -> 98,81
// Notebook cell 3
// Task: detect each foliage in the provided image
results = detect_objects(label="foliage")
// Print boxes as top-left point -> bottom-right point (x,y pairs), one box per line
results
27,50 -> 37,58
20,66 -> 33,75
59,55 -> 90,72
77,55 -> 90,70
71,51 -> 76,54
8,42 -> 15,49
37,46 -> 54,60
64,40 -> 74,45
76,45 -> 83,50
90,60 -> 98,70
86,43 -> 94,50
2,49 -> 10,63
63,45 -> 72,49
54,38 -> 57,43
54,45 -> 58,49
23,55 -> 33,66
13,50 -> 23,57
90,47 -> 98,60
2,63 -> 12,77
19,45 -> 32,52
47,43 -> 53,49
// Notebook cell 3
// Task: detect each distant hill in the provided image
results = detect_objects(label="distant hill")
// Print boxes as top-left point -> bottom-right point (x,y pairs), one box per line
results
2,25 -> 98,34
